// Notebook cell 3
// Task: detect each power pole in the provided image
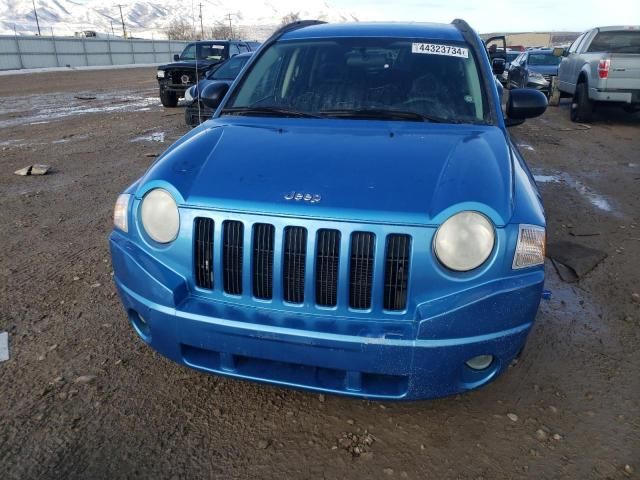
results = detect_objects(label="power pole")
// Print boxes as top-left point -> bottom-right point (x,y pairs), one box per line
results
199,3 -> 204,40
32,0 -> 41,36
110,20 -> 115,36
226,13 -> 233,39
117,5 -> 127,38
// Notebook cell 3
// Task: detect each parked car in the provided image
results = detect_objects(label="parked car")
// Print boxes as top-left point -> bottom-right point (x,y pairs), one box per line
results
184,52 -> 253,127
156,40 -> 256,107
506,49 -> 561,94
111,20 -> 548,400
555,26 -> 640,122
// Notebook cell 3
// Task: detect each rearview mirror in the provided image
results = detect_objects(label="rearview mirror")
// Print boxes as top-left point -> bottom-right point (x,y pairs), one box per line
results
173,54 -> 180,61
200,82 -> 230,109
552,47 -> 565,57
506,88 -> 548,125
492,58 -> 506,75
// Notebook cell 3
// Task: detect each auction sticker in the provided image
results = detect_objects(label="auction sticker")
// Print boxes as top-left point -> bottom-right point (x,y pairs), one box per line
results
412,43 -> 469,58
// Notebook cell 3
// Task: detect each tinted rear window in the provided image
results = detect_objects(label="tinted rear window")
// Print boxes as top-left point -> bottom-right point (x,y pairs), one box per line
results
587,31 -> 640,54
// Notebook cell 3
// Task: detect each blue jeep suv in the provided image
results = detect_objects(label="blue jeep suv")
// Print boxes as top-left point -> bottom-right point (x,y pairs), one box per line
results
110,20 -> 548,400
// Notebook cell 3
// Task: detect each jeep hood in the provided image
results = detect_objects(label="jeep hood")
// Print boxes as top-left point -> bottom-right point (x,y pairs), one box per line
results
158,60 -> 219,71
139,118 -> 514,226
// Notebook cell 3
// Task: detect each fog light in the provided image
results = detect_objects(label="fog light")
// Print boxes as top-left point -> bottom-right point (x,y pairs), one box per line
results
129,310 -> 151,339
465,355 -> 494,370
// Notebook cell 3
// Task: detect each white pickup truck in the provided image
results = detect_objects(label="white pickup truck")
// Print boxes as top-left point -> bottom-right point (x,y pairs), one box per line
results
554,26 -> 640,122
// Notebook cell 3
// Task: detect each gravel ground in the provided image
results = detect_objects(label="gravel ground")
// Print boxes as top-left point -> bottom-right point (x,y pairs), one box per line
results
0,68 -> 638,480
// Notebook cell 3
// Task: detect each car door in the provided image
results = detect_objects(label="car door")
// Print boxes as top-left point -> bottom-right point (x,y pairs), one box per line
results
560,31 -> 587,92
509,53 -> 524,88
485,35 -> 507,61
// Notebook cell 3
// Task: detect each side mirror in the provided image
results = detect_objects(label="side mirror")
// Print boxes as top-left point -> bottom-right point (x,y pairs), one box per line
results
552,47 -> 565,57
200,82 -> 230,109
492,58 -> 506,75
173,54 -> 180,61
506,88 -> 548,125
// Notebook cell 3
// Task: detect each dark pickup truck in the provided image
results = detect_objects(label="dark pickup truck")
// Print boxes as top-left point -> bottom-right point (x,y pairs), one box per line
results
157,40 -> 258,107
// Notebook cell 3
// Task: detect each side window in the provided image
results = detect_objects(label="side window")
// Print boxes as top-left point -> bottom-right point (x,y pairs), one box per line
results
569,33 -> 586,54
238,44 -> 250,53
576,31 -> 593,53
181,44 -> 196,60
230,44 -> 241,56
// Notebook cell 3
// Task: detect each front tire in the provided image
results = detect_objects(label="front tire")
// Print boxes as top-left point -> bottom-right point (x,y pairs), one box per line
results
160,89 -> 178,108
570,82 -> 593,122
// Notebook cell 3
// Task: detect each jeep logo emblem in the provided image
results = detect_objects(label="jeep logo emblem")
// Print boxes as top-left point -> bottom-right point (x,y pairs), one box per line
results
181,74 -> 190,84
284,192 -> 321,204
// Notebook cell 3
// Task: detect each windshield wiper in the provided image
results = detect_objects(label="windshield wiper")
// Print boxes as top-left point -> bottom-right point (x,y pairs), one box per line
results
319,108 -> 442,122
220,107 -> 321,118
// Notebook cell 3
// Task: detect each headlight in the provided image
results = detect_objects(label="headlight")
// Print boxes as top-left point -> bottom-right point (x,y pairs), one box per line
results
434,211 -> 495,272
512,225 -> 545,269
184,87 -> 194,102
113,194 -> 131,232
157,70 -> 165,79
140,188 -> 180,243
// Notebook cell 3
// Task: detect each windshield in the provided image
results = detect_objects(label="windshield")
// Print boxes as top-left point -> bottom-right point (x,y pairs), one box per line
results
588,31 -> 640,54
528,53 -> 561,66
506,52 -> 519,63
211,55 -> 250,80
225,38 -> 489,124
181,43 -> 227,62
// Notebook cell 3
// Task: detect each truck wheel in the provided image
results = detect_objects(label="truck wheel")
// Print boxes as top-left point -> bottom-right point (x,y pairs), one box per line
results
570,82 -> 593,122
160,90 -> 178,108
548,77 -> 561,106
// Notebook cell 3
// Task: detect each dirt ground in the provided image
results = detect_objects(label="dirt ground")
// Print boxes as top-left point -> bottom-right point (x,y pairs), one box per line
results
0,68 -> 638,480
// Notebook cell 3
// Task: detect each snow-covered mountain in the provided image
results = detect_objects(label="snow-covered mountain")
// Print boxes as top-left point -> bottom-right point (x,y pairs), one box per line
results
0,0 -> 358,39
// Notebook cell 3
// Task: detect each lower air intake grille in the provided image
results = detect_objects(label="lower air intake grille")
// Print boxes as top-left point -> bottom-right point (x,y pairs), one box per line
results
349,232 -> 375,310
283,227 -> 307,304
316,229 -> 340,307
223,221 -> 244,295
384,234 -> 411,311
194,218 -> 214,289
252,223 -> 275,300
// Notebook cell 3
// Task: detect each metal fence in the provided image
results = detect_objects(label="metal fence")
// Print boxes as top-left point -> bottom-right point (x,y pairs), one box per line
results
0,35 -> 190,71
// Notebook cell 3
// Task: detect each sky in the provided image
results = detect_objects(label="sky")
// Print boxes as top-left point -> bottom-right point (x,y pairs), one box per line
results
332,0 -> 640,33
69,0 -> 640,33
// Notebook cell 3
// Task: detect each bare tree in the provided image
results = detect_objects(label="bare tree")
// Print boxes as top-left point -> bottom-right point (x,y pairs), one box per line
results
208,23 -> 233,40
166,19 -> 195,40
280,12 -> 301,26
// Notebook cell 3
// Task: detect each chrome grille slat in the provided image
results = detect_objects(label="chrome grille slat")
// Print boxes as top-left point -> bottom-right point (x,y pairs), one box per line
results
384,234 -> 411,311
252,223 -> 275,300
223,220 -> 244,295
283,227 -> 307,304
349,232 -> 375,309
316,229 -> 340,307
194,217 -> 214,289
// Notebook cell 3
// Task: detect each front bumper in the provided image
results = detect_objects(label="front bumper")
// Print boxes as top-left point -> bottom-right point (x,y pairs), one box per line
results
110,233 -> 544,400
527,78 -> 551,93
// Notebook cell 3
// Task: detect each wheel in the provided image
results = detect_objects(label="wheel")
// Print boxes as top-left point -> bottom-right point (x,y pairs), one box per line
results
160,89 -> 178,108
570,82 -> 593,122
